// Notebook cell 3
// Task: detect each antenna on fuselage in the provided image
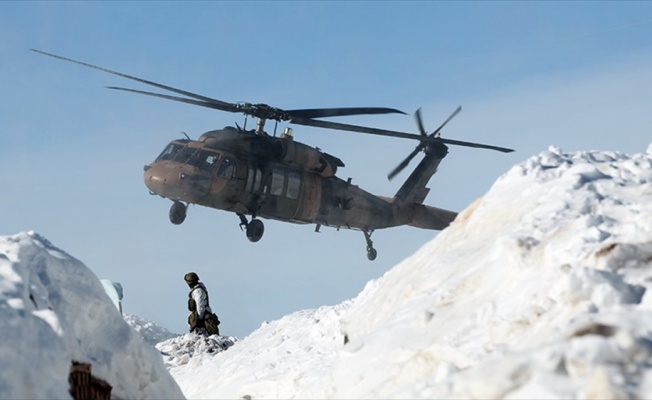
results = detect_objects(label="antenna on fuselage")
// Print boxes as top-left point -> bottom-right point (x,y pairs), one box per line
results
255,117 -> 266,135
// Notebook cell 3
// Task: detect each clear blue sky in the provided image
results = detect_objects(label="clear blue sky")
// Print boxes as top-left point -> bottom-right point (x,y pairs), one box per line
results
2,1 -> 651,337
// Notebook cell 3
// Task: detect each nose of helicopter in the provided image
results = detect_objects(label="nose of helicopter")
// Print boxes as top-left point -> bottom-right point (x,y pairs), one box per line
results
144,162 -> 211,201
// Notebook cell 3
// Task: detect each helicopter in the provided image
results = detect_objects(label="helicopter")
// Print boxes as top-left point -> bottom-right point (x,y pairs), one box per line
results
33,49 -> 514,261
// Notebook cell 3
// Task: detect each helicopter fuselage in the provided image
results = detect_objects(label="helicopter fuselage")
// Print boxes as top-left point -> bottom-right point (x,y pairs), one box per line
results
144,126 -> 413,231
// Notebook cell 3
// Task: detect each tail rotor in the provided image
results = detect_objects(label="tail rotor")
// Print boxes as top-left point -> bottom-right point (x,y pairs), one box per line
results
387,106 -> 461,181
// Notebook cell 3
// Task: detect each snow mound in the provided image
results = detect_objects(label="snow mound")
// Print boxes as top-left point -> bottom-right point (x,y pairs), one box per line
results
169,304 -> 349,399
0,231 -> 184,399
333,145 -> 652,399
156,333 -> 238,369
124,313 -> 179,345
168,144 -> 652,399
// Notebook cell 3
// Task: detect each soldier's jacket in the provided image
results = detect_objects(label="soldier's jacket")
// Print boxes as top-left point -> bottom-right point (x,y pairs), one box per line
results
187,282 -> 212,319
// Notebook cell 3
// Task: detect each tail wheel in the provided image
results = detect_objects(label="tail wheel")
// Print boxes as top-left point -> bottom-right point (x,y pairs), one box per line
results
246,219 -> 264,242
169,201 -> 187,225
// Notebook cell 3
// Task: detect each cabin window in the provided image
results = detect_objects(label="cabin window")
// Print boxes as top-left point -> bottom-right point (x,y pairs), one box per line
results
270,169 -> 285,196
287,171 -> 301,199
245,166 -> 254,192
245,164 -> 263,193
156,143 -> 184,161
253,168 -> 262,192
217,157 -> 236,180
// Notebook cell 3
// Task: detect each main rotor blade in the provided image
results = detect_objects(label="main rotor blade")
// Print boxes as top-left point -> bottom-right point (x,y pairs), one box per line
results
33,49 -> 515,153
289,116 -> 439,142
290,116 -> 514,152
107,86 -> 233,112
431,105 -> 462,137
31,49 -> 240,113
287,107 -> 406,119
33,50 -> 408,122
437,137 -> 514,153
387,146 -> 423,180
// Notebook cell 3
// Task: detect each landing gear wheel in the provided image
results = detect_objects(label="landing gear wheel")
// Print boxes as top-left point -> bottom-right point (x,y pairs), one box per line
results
366,247 -> 378,261
246,219 -> 265,242
169,201 -> 187,225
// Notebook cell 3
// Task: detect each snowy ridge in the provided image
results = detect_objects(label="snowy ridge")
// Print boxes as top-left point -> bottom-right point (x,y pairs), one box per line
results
0,232 -> 183,399
124,313 -> 179,345
170,144 -> 652,399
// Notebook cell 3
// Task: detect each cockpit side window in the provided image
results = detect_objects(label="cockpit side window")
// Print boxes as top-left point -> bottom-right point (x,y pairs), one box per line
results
203,153 -> 220,172
156,143 -> 184,161
217,157 -> 236,180
189,150 -> 220,172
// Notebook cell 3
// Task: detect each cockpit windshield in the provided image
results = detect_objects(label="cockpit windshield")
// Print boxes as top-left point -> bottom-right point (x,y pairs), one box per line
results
156,142 -> 185,161
174,146 -> 198,164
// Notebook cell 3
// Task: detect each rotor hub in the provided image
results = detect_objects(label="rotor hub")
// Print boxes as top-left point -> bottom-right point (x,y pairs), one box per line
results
236,102 -> 289,121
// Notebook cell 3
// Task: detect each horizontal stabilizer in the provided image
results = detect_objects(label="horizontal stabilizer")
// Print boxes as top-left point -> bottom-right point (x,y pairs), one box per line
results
408,204 -> 457,230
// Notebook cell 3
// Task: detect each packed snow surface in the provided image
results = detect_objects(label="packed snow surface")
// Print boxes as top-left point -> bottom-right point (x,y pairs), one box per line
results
0,232 -> 183,399
2,143 -> 652,399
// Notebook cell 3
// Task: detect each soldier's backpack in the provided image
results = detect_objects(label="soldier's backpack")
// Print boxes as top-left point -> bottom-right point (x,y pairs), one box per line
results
204,311 -> 220,335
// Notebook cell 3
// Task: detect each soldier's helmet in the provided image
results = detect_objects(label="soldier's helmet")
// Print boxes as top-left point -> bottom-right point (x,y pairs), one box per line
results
184,272 -> 199,284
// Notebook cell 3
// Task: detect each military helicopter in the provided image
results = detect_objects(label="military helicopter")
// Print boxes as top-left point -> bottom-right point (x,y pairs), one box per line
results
34,49 -> 514,260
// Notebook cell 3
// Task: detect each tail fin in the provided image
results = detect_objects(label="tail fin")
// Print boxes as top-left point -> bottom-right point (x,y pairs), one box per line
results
393,142 -> 448,205
394,142 -> 458,230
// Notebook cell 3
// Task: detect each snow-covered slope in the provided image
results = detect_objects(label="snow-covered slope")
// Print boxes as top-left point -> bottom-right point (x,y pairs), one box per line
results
170,144 -> 652,399
0,232 -> 184,399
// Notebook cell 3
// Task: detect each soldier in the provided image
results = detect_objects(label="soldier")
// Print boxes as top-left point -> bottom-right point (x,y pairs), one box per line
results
184,272 -> 220,336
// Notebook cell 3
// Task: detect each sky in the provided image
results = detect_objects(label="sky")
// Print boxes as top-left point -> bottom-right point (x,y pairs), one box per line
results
2,1 -> 652,337
3,142 -> 652,399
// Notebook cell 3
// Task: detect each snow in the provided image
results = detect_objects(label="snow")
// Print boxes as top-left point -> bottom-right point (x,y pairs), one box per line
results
2,142 -> 652,399
0,232 -> 183,399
